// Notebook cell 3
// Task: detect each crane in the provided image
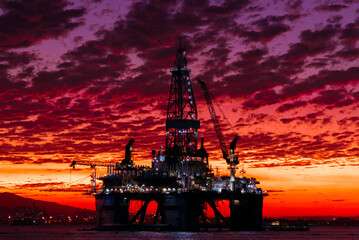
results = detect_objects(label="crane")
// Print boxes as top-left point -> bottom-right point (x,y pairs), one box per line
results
70,160 -> 116,194
43,140 -> 135,194
122,139 -> 134,165
70,139 -> 135,194
197,79 -> 239,191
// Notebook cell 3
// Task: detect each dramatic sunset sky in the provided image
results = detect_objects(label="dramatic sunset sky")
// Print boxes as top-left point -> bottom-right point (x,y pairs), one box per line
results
1,0 -> 359,217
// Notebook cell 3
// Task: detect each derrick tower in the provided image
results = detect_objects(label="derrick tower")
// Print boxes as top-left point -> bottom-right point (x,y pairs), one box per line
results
165,40 -> 200,161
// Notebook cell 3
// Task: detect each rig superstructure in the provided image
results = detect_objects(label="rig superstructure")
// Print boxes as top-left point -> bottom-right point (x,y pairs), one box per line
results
93,41 -> 266,231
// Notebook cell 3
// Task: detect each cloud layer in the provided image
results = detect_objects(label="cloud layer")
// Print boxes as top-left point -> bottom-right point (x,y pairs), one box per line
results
0,0 -> 358,171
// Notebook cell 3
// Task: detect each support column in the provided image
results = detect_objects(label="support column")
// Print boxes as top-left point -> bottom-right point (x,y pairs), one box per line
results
230,195 -> 263,230
114,196 -> 129,224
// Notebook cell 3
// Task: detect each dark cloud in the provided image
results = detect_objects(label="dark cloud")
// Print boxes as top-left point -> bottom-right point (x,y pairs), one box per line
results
0,155 -> 33,164
281,67 -> 359,100
277,60 -> 305,76
315,4 -> 348,12
0,0 -> 85,49
240,23 -> 290,42
301,25 -> 338,43
202,47 -> 231,63
242,90 -> 280,109
0,50 -> 37,67
13,182 -> 91,191
337,117 -> 359,126
340,19 -> 359,44
335,46 -> 359,59
282,25 -> 338,62
353,91 -> 359,100
277,101 -> 307,113
280,111 -> 327,125
235,113 -> 273,127
310,89 -> 347,106
239,15 -> 296,42
251,160 -> 313,168
15,182 -> 65,189
283,42 -> 325,62
327,15 -> 343,24
332,131 -> 355,141
266,190 -> 285,193
241,48 -> 268,60
286,0 -> 303,11
221,71 -> 289,99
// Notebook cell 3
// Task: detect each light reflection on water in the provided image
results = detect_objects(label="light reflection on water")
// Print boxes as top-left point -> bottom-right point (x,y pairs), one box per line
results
0,225 -> 359,240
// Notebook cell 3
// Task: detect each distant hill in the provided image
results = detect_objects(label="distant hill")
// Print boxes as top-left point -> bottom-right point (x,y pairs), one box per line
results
0,192 -> 94,216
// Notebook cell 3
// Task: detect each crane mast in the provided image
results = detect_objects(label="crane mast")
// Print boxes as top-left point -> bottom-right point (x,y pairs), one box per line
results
198,79 -> 230,163
198,79 -> 239,191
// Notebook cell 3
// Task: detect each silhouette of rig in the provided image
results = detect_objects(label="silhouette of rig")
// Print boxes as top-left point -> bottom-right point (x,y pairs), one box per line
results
75,39 -> 267,231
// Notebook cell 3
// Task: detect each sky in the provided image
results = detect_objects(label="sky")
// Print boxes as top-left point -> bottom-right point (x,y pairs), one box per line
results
0,0 -> 359,217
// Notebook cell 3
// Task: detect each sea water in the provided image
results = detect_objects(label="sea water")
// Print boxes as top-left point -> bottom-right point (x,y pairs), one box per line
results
0,225 -> 358,240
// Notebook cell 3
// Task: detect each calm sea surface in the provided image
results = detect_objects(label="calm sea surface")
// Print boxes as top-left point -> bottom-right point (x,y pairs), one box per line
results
0,225 -> 358,240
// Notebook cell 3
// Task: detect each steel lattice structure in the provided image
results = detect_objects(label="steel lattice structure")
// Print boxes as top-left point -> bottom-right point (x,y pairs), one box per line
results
165,41 -> 200,160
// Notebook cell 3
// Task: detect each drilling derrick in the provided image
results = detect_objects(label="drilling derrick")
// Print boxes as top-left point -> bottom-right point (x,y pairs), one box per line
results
165,40 -> 200,161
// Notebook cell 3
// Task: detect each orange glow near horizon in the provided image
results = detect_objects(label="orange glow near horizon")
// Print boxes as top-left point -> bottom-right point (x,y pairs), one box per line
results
2,162 -> 359,217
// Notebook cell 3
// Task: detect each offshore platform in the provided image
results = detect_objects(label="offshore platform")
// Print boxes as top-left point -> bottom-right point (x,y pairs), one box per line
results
88,41 -> 266,231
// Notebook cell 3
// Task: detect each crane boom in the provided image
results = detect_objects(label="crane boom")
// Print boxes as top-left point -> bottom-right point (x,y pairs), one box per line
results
69,139 -> 135,194
198,79 -> 230,163
198,79 -> 240,191
70,160 -> 114,194
70,160 -> 115,168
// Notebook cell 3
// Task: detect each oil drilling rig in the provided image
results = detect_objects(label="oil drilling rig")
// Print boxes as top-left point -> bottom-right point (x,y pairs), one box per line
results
92,40 -> 266,231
